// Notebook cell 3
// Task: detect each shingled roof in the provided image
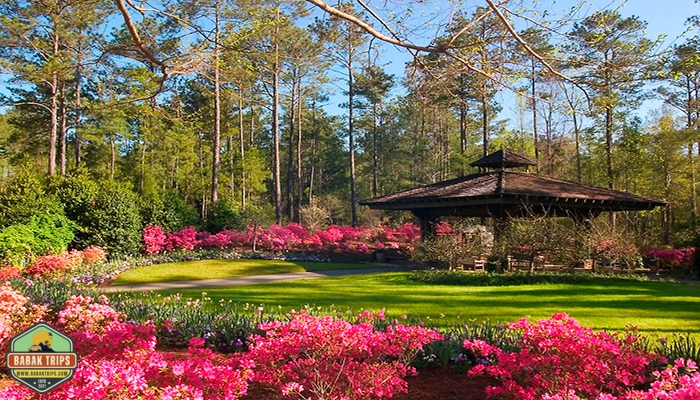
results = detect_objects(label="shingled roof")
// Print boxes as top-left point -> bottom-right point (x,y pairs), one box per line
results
469,149 -> 537,169
360,170 -> 665,217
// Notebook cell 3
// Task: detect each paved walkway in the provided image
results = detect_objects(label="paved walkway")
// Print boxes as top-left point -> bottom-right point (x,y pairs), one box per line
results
101,266 -> 413,293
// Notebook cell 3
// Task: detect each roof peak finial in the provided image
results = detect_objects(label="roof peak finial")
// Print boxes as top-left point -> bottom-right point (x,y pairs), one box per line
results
469,149 -> 537,170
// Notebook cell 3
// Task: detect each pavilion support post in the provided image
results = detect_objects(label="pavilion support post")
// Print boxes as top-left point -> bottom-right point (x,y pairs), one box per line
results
493,216 -> 509,244
571,210 -> 600,270
413,210 -> 439,240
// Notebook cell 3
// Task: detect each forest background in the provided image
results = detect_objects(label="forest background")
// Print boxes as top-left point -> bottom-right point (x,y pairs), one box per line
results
1,0 -> 700,257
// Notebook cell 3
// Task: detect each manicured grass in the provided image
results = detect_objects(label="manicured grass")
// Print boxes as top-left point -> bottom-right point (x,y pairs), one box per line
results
111,259 -> 377,285
154,272 -> 700,336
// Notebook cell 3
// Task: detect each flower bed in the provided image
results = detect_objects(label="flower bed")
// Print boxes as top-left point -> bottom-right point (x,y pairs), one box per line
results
644,247 -> 695,271
143,223 -> 421,257
1,278 -> 699,399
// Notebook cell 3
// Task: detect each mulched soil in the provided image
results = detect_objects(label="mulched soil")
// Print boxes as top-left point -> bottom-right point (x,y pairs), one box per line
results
1,368 -> 496,399
241,368 -> 496,400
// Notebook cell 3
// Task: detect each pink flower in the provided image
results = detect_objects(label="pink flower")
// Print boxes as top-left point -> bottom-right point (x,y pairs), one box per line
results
188,337 -> 206,348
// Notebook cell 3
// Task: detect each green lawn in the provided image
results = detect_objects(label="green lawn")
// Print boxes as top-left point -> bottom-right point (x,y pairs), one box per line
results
111,259 -> 377,285
153,272 -> 700,336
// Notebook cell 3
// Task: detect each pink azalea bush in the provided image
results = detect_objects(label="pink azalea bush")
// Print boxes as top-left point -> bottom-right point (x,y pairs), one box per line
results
464,313 -> 667,399
143,224 -> 167,253
0,326 -> 254,400
0,292 -> 253,400
142,222 -> 425,256
247,310 -> 444,400
644,247 -> 695,270
541,359 -> 700,400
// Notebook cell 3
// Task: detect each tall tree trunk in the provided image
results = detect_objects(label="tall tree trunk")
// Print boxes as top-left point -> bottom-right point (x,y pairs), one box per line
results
573,109 -> 582,183
348,52 -> 358,226
272,6 -> 282,224
545,103 -> 553,175
198,133 -> 207,218
531,60 -> 540,173
47,18 -> 61,175
664,163 -> 672,245
604,58 -> 614,190
372,102 -> 379,195
296,83 -> 303,222
285,79 -> 296,220
59,83 -> 67,175
250,88 -> 255,146
229,134 -> 235,198
605,105 -> 614,189
110,133 -> 115,180
139,137 -> 146,194
211,0 -> 221,204
239,92 -> 246,210
74,41 -> 82,168
687,79 -> 698,226
459,95 -> 467,177
481,90 -> 489,157
309,100 -> 317,205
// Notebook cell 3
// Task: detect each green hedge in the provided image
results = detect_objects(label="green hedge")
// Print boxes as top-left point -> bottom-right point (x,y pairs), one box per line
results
408,269 -> 671,286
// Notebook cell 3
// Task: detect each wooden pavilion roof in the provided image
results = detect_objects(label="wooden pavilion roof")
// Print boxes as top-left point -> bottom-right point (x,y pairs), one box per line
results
360,170 -> 666,218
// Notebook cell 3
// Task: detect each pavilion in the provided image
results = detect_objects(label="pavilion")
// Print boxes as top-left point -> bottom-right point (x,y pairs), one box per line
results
359,149 -> 666,237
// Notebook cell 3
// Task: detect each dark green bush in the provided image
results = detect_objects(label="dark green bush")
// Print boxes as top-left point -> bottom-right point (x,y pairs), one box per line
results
0,169 -> 62,227
141,190 -> 200,233
205,198 -> 242,232
81,180 -> 143,256
49,168 -> 100,249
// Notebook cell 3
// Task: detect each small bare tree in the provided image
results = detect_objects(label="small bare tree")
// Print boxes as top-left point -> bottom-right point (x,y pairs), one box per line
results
412,221 -> 491,270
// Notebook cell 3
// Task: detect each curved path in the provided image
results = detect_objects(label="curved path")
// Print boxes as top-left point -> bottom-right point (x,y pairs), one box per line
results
101,266 -> 413,293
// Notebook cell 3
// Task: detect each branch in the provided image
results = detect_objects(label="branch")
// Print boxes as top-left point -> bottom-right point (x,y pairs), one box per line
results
115,0 -> 168,76
484,0 -> 572,85
113,0 -> 173,101
11,101 -> 52,112
304,0 -> 436,53
306,0 -> 513,96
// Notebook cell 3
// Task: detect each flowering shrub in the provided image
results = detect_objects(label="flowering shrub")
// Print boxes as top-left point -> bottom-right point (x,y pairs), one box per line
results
21,247 -> 108,279
247,310 -> 443,400
23,250 -> 83,278
434,221 -> 454,236
0,325 -> 253,400
590,239 -> 640,266
644,247 -> 695,270
56,295 -> 125,334
165,226 -> 198,252
540,359 -> 700,400
464,313 -> 665,399
81,246 -> 107,265
143,224 -> 167,254
0,282 -> 48,368
142,222 -> 423,257
0,265 -> 21,281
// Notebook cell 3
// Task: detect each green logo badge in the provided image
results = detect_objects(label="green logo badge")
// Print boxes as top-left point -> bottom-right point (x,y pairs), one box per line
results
6,322 -> 78,393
